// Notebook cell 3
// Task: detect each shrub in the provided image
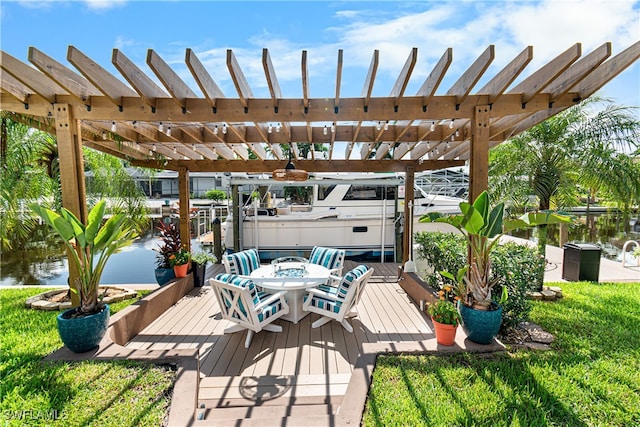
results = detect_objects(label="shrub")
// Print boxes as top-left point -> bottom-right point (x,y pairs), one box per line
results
205,189 -> 226,201
414,231 -> 541,331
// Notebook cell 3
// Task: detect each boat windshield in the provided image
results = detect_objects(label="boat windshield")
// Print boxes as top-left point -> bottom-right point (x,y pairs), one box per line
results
343,185 -> 396,201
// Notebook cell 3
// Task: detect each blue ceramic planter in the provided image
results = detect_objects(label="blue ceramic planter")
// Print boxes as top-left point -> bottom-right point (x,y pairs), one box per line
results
458,302 -> 502,344
57,304 -> 110,353
155,267 -> 175,286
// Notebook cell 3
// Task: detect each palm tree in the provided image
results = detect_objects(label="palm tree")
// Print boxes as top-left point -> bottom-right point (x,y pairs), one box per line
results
489,97 -> 640,289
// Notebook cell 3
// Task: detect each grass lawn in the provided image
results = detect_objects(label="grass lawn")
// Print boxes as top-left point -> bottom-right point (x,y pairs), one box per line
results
363,281 -> 640,427
0,288 -> 175,427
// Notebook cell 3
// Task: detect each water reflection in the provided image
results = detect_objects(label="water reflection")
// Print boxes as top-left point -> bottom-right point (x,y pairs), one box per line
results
0,225 -> 207,286
510,211 -> 640,261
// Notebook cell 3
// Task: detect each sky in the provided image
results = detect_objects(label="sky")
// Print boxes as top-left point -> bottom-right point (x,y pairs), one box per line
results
1,0 -> 639,109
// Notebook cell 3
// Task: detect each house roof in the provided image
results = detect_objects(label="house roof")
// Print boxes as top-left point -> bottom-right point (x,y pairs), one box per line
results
1,42 -> 639,174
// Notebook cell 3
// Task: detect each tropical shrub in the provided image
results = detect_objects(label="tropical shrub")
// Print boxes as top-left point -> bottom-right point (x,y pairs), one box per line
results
205,189 -> 226,201
414,231 -> 541,330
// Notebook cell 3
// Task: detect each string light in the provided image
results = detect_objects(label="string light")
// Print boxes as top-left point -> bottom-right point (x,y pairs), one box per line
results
152,144 -> 156,151
276,122 -> 281,133
268,123 -> 273,134
222,124 -> 227,134
384,121 -> 389,131
102,132 -> 107,140
430,122 -> 435,132
455,129 -> 460,137
331,123 -> 335,133
166,126 -> 172,136
111,122 -> 116,132
149,149 -> 153,156
173,146 -> 177,153
213,125 -> 218,135
158,122 -> 163,132
451,134 -> 455,141
376,121 -> 382,130
323,125 -> 328,135
449,119 -> 454,129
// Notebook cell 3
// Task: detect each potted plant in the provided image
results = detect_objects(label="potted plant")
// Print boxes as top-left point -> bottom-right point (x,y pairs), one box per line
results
191,250 -> 217,287
169,246 -> 191,278
154,221 -> 182,285
427,281 -> 462,346
30,200 -> 137,353
420,190 -> 571,344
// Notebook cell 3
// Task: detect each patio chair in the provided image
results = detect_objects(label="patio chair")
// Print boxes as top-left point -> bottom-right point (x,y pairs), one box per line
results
302,264 -> 374,333
308,246 -> 346,276
210,273 -> 289,348
222,248 -> 261,276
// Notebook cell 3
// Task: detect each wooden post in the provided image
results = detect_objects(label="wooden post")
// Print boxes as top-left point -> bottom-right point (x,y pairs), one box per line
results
54,104 -> 87,306
178,167 -> 191,252
403,166 -> 415,265
469,105 -> 491,202
232,185 -> 240,251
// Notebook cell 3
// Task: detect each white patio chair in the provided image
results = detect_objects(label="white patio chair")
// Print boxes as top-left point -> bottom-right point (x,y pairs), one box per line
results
308,246 -> 346,276
210,273 -> 289,348
222,248 -> 261,276
302,264 -> 374,333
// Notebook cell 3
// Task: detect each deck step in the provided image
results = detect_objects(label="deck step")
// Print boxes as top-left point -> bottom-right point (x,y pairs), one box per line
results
197,373 -> 350,425
196,403 -> 341,424
199,373 -> 351,403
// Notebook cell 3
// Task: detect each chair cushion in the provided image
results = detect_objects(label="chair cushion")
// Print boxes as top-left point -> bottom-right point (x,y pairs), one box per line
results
215,273 -> 284,322
215,273 -> 261,306
336,264 -> 369,300
307,294 -> 342,314
309,246 -> 344,271
224,249 -> 260,276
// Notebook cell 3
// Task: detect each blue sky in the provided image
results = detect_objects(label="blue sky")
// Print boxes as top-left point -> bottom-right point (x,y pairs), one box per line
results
1,0 -> 639,107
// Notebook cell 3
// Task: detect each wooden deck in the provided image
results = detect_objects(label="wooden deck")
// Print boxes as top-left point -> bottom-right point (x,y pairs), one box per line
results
126,261 -> 436,425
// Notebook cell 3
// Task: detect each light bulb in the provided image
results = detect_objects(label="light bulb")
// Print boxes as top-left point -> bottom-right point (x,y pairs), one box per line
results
455,130 -> 460,137
268,124 -> 273,134
276,122 -> 281,133
430,122 -> 435,132
102,132 -> 106,140
451,134 -> 455,141
111,122 -> 116,132
384,121 -> 389,131
158,122 -> 163,132
331,123 -> 335,133
449,120 -> 454,129
173,146 -> 177,153
323,125 -> 328,135
213,125 -> 218,135
446,142 -> 450,150
152,144 -> 156,151
149,149 -> 153,156
222,124 -> 227,134
426,142 -> 431,149
167,126 -> 172,136
376,121 -> 381,130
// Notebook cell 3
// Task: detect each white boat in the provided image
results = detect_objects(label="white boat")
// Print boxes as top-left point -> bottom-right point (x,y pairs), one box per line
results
223,173 -> 464,260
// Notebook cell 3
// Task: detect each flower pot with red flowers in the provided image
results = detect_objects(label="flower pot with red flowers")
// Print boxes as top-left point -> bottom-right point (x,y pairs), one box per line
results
170,247 -> 191,278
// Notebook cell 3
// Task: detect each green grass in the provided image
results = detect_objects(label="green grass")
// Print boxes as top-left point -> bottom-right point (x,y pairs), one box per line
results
0,288 -> 175,427
363,281 -> 640,427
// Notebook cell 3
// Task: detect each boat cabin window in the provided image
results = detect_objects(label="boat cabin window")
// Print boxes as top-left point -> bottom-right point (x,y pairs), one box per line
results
317,185 -> 337,201
342,185 -> 396,201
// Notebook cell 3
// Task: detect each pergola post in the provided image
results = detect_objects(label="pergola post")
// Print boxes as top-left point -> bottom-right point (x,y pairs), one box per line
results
402,166 -> 415,265
54,103 -> 87,305
468,105 -> 491,202
178,167 -> 191,253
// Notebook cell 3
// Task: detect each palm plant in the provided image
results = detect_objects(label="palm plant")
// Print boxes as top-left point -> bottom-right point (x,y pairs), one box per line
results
30,200 -> 137,315
489,97 -> 640,288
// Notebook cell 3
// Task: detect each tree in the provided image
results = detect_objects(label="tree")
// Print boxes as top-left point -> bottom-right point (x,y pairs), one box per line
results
489,97 -> 640,289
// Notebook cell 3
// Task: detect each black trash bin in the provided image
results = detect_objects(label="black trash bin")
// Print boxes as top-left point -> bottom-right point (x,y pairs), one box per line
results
562,243 -> 601,282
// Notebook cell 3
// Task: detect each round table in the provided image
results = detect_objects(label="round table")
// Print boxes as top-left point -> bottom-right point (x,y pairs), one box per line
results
250,262 -> 331,323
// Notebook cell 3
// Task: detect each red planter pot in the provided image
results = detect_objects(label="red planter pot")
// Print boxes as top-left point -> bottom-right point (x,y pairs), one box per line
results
432,318 -> 458,346
173,263 -> 189,278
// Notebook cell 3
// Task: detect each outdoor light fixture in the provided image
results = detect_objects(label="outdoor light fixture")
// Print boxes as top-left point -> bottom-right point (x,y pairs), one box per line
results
158,122 -> 163,132
167,126 -> 172,136
272,151 -> 308,182
430,122 -> 435,132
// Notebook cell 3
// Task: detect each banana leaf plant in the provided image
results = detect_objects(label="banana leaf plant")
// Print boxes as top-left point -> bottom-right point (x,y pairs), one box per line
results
419,190 -> 572,310
30,200 -> 137,315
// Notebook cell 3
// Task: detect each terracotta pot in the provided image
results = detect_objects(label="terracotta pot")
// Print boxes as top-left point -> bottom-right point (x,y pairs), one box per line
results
432,318 -> 457,346
173,263 -> 189,278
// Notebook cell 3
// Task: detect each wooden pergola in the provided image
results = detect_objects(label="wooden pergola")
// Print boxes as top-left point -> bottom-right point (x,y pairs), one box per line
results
1,41 -> 639,264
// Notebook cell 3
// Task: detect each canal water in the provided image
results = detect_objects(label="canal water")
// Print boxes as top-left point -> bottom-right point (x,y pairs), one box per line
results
1,212 -> 638,286
0,226 -> 209,286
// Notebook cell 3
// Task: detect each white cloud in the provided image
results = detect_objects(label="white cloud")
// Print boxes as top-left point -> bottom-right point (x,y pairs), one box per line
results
83,0 -> 127,10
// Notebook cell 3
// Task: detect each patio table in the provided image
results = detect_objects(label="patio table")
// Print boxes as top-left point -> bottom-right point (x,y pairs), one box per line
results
249,262 -> 331,323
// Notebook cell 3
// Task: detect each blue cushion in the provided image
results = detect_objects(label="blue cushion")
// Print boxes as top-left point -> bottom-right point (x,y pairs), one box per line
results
225,249 -> 260,276
309,246 -> 344,271
336,264 -> 369,300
